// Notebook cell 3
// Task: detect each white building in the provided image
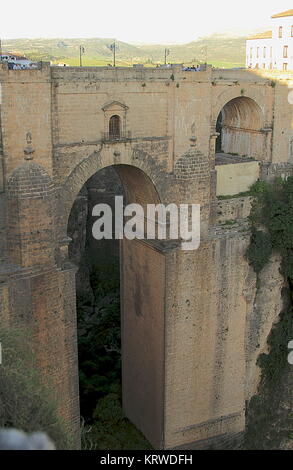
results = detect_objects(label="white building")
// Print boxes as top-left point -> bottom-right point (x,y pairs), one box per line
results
246,9 -> 293,71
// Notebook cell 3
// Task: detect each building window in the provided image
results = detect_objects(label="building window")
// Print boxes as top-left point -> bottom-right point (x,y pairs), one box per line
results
291,25 -> 293,37
257,47 -> 259,58
255,63 -> 259,69
109,115 -> 121,140
250,47 -> 253,58
270,63 -> 273,69
263,47 -> 266,58
283,63 -> 288,71
283,46 -> 288,58
279,26 -> 283,38
263,63 -> 266,69
270,46 -> 273,58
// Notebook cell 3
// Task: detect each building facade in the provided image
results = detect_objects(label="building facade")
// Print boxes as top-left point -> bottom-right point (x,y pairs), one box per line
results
246,9 -> 293,71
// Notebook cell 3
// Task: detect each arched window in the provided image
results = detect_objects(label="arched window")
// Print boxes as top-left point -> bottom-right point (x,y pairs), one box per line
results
109,115 -> 121,140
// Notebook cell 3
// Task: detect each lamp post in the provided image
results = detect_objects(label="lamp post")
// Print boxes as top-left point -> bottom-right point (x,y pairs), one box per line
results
79,45 -> 85,67
108,41 -> 117,67
164,48 -> 170,65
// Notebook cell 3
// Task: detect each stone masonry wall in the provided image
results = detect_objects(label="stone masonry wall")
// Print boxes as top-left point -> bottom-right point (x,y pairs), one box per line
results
0,64 -> 292,449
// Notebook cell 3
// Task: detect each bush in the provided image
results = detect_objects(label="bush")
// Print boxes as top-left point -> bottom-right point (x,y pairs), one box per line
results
82,393 -> 152,450
246,228 -> 272,273
0,327 -> 71,449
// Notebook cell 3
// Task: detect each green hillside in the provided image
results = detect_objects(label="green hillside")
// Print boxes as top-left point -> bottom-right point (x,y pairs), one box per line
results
2,34 -> 247,68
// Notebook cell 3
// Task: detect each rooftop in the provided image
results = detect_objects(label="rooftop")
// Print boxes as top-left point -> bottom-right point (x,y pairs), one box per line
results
271,9 -> 293,18
247,30 -> 272,40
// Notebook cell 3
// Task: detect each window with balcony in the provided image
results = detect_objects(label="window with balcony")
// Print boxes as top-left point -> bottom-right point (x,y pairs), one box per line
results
102,100 -> 129,142
109,115 -> 121,140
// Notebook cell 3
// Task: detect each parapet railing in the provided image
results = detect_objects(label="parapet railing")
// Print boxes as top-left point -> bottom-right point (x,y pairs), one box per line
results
101,131 -> 132,142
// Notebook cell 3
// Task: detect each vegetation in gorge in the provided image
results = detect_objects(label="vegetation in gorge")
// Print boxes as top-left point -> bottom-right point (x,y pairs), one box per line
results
77,263 -> 152,450
0,328 -> 71,449
245,176 -> 293,449
77,263 -> 121,421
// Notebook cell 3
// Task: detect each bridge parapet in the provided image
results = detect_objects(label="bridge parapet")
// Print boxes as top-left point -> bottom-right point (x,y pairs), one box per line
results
50,64 -> 211,83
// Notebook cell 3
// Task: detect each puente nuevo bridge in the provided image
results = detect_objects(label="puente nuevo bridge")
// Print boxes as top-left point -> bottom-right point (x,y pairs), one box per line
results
0,62 -> 292,449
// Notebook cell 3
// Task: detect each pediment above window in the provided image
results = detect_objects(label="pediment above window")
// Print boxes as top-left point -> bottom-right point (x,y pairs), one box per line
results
102,101 -> 129,112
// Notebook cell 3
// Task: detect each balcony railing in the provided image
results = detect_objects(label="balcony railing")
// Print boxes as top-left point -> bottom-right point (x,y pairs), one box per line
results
101,130 -> 132,142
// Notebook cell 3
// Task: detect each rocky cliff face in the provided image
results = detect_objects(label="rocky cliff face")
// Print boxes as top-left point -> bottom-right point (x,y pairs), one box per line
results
244,253 -> 285,400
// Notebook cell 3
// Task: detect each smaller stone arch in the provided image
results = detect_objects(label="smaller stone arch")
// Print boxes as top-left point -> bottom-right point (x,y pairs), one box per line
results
221,96 -> 262,131
212,90 -> 265,125
215,96 -> 267,160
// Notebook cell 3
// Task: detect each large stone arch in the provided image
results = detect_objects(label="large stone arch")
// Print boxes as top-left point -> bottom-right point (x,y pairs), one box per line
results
56,150 -> 170,449
56,146 -> 170,243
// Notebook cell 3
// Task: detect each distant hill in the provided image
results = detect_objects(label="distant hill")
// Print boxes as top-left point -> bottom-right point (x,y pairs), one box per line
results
1,34 -> 248,68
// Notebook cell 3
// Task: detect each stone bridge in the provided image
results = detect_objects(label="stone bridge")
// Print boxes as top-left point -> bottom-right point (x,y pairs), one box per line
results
0,63 -> 292,449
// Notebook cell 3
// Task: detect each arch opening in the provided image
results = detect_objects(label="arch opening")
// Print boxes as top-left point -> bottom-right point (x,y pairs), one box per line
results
215,96 -> 264,161
67,164 -> 164,450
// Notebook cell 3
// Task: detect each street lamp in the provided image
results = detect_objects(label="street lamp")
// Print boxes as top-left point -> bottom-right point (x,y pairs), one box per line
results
108,41 -> 117,67
164,48 -> 170,65
79,46 -> 85,67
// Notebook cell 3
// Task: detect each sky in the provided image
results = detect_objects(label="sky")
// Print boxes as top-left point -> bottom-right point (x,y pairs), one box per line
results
2,0 -> 293,44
